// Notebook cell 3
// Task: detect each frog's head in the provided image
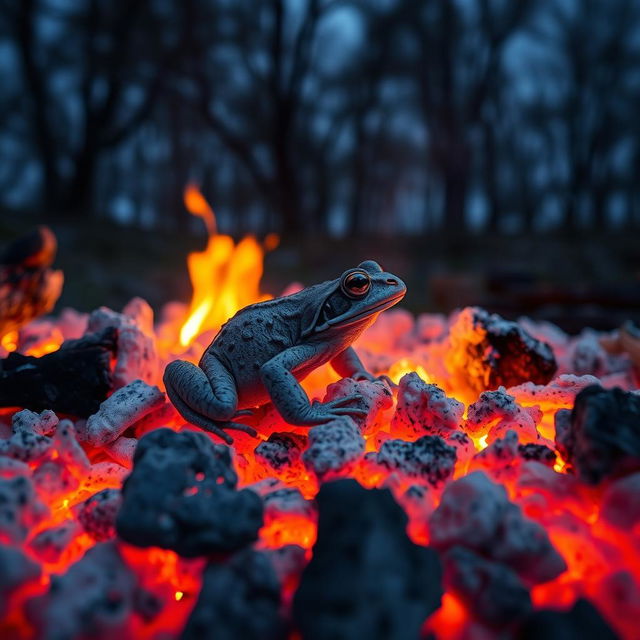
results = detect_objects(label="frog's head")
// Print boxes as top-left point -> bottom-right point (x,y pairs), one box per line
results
301,260 -> 406,338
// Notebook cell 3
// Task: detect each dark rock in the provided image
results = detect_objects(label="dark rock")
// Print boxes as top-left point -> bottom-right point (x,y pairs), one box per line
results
77,488 -> 122,541
376,435 -> 457,487
182,549 -> 283,640
555,385 -> 640,483
444,546 -> 532,628
116,428 -> 263,557
516,597 -> 619,640
0,543 -> 40,616
293,479 -> 442,640
445,307 -> 557,394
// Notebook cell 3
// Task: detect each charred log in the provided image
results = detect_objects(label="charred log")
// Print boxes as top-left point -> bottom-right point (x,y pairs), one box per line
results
0,227 -> 63,337
0,328 -> 116,417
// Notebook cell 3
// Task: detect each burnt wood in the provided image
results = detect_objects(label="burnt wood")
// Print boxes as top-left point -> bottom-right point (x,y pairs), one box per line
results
0,328 -> 116,417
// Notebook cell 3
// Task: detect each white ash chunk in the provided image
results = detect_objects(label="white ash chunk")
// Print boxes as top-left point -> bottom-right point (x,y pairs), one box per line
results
32,460 -> 79,502
445,430 -> 476,464
83,380 -> 164,447
0,476 -> 48,544
0,457 -> 31,478
262,487 -> 316,521
102,436 -> 138,468
28,520 -> 82,564
465,388 -> 541,443
429,471 -> 566,585
80,461 -> 129,497
563,330 -> 610,377
376,435 -> 457,488
601,472 -> 640,530
324,377 -> 393,435
11,409 -> 58,436
392,373 -> 464,437
0,429 -> 52,463
302,417 -> 365,481
508,374 -> 601,409
87,301 -> 158,388
53,419 -> 90,476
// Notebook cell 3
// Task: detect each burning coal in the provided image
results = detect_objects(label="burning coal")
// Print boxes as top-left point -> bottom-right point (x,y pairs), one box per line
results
0,193 -> 638,639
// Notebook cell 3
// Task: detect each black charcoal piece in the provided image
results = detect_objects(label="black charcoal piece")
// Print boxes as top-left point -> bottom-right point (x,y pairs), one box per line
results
429,471 -> 566,585
116,428 -> 263,556
293,479 -> 442,640
376,435 -> 457,487
444,546 -> 532,628
182,549 -> 283,640
0,543 -> 40,616
555,385 -> 640,483
446,307 -> 557,393
26,541 -> 158,640
77,488 -> 122,541
0,328 -> 116,416
516,597 -> 619,640
254,432 -> 307,471
518,443 -> 556,466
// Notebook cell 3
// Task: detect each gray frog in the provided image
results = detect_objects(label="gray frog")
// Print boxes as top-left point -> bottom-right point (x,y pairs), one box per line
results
163,260 -> 406,443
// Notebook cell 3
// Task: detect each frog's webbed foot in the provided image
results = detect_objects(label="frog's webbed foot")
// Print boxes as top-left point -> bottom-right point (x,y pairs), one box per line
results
305,394 -> 369,424
163,359 -> 257,444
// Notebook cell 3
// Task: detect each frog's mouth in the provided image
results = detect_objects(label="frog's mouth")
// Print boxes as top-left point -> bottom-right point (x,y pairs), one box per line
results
315,292 -> 405,332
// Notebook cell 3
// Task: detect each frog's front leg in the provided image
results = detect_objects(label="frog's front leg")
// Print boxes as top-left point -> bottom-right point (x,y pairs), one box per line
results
164,354 -> 257,444
261,345 -> 368,426
330,346 -> 394,387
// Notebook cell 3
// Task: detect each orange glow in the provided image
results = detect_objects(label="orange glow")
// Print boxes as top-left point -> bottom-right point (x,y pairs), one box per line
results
178,185 -> 272,348
387,357 -> 431,385
1,330 -> 18,352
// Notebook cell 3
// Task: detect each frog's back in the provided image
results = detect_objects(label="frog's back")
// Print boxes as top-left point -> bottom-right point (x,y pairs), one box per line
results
208,297 -> 303,382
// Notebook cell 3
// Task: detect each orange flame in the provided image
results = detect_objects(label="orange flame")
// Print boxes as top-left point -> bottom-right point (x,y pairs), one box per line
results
178,185 -> 272,348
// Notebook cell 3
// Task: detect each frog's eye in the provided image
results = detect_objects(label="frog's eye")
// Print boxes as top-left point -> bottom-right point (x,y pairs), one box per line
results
341,270 -> 371,298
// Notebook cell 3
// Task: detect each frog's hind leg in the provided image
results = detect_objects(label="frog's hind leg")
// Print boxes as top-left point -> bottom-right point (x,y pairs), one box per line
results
163,359 -> 257,444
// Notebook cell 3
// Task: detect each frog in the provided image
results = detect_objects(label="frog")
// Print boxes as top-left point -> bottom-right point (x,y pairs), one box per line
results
163,260 -> 406,443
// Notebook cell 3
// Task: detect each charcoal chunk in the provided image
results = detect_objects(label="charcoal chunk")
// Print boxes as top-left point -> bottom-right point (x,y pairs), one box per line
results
445,307 -> 557,394
26,541 -> 157,640
0,543 -> 40,616
376,435 -> 457,487
600,472 -> 640,530
555,385 -> 640,483
429,471 -> 566,585
182,549 -> 283,640
518,443 -> 556,466
0,475 -> 48,543
116,428 -> 263,557
516,597 -> 619,640
77,488 -> 122,541
293,479 -> 442,640
444,546 -> 532,628
302,417 -> 365,480
254,432 -> 307,474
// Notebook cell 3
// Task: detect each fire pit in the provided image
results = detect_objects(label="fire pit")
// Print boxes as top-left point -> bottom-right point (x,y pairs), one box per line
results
0,192 -> 638,639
